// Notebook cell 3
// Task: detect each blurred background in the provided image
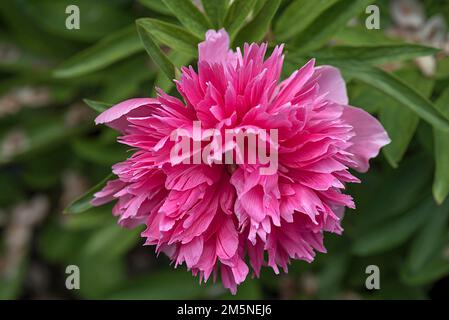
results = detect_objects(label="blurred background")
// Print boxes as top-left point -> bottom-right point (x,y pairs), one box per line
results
1,0 -> 449,299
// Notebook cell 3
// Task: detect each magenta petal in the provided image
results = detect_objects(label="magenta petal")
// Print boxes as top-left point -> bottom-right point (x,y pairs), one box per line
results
342,106 -> 391,172
95,98 -> 159,132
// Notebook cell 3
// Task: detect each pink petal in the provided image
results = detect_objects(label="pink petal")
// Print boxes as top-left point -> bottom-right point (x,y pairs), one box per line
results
198,29 -> 236,66
95,98 -> 159,132
313,66 -> 348,105
342,106 -> 391,172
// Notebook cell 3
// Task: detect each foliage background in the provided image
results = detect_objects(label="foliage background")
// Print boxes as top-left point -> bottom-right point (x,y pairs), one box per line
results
1,0 -> 449,299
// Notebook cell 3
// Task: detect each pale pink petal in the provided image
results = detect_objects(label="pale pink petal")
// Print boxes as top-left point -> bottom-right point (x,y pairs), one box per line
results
313,66 -> 348,104
342,106 -> 391,172
95,98 -> 159,132
198,29 -> 236,66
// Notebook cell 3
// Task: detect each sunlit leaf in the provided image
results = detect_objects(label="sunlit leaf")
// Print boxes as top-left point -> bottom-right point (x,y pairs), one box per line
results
162,0 -> 212,38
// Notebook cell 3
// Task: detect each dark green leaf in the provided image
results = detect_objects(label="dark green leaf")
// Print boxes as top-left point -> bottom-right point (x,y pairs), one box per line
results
224,0 -> 258,40
353,153 -> 432,233
136,18 -> 200,57
136,19 -> 177,81
154,51 -> 192,93
22,0 -> 132,41
138,0 -> 171,15
82,224 -> 142,260
64,174 -> 113,214
335,26 -> 405,46
380,69 -> 434,167
405,200 -> 449,274
106,270 -> 206,299
53,26 -> 142,78
83,99 -> 112,113
353,197 -> 434,256
298,44 -> 439,65
330,61 -> 449,132
293,0 -> 373,51
234,0 -> 281,46
275,0 -> 339,41
201,0 -> 228,28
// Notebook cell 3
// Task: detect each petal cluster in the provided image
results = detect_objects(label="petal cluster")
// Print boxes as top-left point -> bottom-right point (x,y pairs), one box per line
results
92,29 -> 390,293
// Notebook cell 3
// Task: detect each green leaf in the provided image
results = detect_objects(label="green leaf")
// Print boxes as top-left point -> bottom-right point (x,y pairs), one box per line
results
82,224 -> 142,260
72,138 -> 126,166
22,0 -> 132,42
224,0 -> 258,40
64,209 -> 112,231
317,253 -> 349,299
53,26 -> 142,78
64,174 -> 113,214
106,270 -> 206,299
380,69 -> 434,167
335,26 -> 404,46
433,131 -> 449,204
83,99 -> 112,113
76,255 -> 126,299
296,44 -> 439,65
154,51 -> 192,93
136,19 -> 176,81
201,0 -> 228,28
135,18 -> 200,57
293,0 -> 372,51
138,0 -> 171,15
330,61 -> 449,132
353,197 -> 433,256
433,86 -> 449,203
275,0 -> 339,41
405,200 -> 449,274
401,252 -> 449,286
0,116 -> 89,165
353,153 -> 432,233
234,0 -> 281,46
161,0 -> 212,38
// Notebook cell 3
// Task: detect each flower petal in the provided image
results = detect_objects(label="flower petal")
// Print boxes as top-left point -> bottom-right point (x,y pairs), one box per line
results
198,29 -> 236,66
313,66 -> 348,105
95,98 -> 159,132
343,106 -> 391,172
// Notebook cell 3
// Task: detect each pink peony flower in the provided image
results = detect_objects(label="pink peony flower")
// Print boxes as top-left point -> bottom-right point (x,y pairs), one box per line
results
92,29 -> 390,294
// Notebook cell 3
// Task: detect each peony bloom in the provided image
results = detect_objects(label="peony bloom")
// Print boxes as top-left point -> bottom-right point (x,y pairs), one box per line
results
92,29 -> 390,294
